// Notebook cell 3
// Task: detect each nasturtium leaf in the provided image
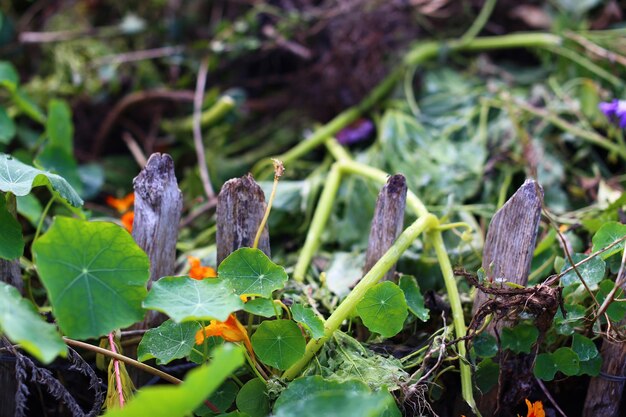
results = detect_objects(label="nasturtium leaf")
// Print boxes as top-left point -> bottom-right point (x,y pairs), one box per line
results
33,217 -> 149,339
0,281 -> 67,364
251,320 -> 305,370
554,303 -> 586,335
104,344 -> 244,417
218,248 -> 288,298
571,334 -> 598,361
475,359 -> 499,392
291,304 -> 325,340
143,277 -> 244,323
137,319 -> 201,365
36,145 -> 83,194
597,280 -> 626,322
592,222 -> 626,259
560,253 -> 605,288
195,380 -> 239,416
552,347 -> 579,376
13,89 -> 45,123
0,106 -> 16,144
356,282 -> 408,338
398,275 -> 429,321
578,355 -> 602,377
0,153 -> 83,206
273,376 -> 398,417
46,100 -> 73,154
534,353 -> 558,381
16,194 -> 42,227
500,323 -> 539,354
243,298 -> 276,318
235,378 -> 269,417
0,61 -> 18,91
473,333 -> 498,358
0,193 -> 24,260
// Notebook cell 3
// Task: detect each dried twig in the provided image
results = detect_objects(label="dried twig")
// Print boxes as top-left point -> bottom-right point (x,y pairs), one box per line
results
193,57 -> 216,200
122,132 -> 147,168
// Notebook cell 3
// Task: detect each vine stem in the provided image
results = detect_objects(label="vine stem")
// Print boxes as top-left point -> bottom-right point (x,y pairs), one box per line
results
108,332 -> 125,408
282,213 -> 438,380
63,337 -> 220,413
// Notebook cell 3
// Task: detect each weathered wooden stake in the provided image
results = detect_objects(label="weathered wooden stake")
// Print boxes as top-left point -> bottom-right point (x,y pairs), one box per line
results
216,173 -> 270,264
473,179 -> 543,416
583,318 -> 626,416
363,174 -> 407,281
127,153 -> 182,385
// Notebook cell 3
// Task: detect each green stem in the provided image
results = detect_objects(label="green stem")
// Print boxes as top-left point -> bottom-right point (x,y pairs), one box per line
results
33,196 -> 56,243
282,214 -> 438,380
460,0 -> 498,44
162,95 -> 236,133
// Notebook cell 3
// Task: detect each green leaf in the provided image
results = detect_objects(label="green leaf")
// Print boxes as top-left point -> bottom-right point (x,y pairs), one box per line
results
554,303 -> 586,335
398,275 -> 429,321
235,378 -> 269,417
0,193 -> 24,260
16,194 -> 42,227
218,248 -> 288,298
251,320 -> 305,370
36,145 -> 83,195
473,333 -> 498,358
592,222 -> 626,259
104,344 -> 244,417
13,89 -> 45,123
143,277 -> 244,323
571,334 -> 598,361
552,347 -> 579,376
33,217 -> 150,339
356,282 -> 408,338
0,61 -> 18,91
195,380 -> 239,415
0,153 -> 83,206
243,298 -> 276,318
273,376 -> 398,417
597,280 -> 626,322
534,353 -> 558,381
0,281 -> 67,364
475,359 -> 499,392
0,106 -> 16,144
46,100 -> 73,154
137,319 -> 201,365
560,253 -> 605,288
500,323 -> 538,354
291,304 -> 325,340
578,355 -> 602,377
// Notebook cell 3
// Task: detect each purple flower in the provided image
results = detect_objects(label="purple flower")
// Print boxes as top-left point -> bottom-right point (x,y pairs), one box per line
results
336,119 -> 375,145
599,99 -> 626,128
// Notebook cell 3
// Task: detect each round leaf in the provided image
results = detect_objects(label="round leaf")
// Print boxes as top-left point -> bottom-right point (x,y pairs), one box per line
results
578,355 -> 602,377
0,281 -> 67,364
236,378 -> 269,417
46,99 -> 73,154
218,248 -> 288,298
500,323 -> 538,354
398,275 -> 429,322
33,217 -> 150,339
475,359 -> 499,392
534,353 -> 557,381
560,253 -> 605,288
0,153 -> 83,206
251,320 -> 305,370
592,222 -> 626,259
473,333 -> 498,358
195,380 -> 239,416
571,333 -> 598,361
552,347 -> 579,376
0,106 -> 16,144
356,282 -> 408,338
137,319 -> 201,365
291,304 -> 325,340
143,277 -> 244,323
244,298 -> 276,318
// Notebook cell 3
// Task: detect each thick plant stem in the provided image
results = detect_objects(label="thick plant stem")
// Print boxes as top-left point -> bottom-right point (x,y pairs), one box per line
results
293,163 -> 342,282
283,214 -> 438,380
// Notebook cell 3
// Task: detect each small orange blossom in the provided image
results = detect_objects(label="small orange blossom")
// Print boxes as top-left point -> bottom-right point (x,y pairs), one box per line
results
106,193 -> 135,213
519,399 -> 545,417
195,314 -> 254,358
187,256 -> 217,280
120,212 -> 134,233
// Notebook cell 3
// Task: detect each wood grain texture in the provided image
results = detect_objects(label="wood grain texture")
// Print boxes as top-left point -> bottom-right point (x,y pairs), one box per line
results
583,320 -> 626,417
0,260 -> 22,417
474,179 -> 543,416
216,173 -> 270,265
363,174 -> 407,281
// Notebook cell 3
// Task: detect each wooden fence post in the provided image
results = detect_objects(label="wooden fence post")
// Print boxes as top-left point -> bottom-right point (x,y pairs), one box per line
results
473,179 -> 543,416
363,174 -> 407,281
583,318 -> 626,416
216,173 -> 270,264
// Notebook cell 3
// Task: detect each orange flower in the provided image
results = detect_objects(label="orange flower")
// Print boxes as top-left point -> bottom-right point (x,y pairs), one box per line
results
121,211 -> 134,233
187,256 -> 217,280
106,193 -> 135,213
195,314 -> 254,358
521,399 -> 545,417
